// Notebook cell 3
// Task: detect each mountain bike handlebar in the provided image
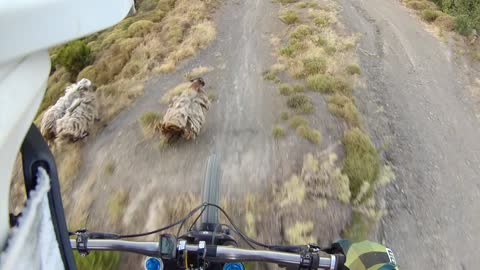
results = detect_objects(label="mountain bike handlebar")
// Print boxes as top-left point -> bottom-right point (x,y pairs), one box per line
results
69,239 -> 343,269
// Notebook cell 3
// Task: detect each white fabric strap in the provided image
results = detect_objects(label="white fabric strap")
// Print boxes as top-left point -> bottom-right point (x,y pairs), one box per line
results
0,167 -> 65,270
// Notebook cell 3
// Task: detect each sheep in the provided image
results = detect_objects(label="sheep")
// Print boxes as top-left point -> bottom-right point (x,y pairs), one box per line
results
40,78 -> 93,141
161,78 -> 210,142
55,92 -> 98,141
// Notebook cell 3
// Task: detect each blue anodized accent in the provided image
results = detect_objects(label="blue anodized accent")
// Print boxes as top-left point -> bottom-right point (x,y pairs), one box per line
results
223,262 -> 245,270
144,257 -> 163,270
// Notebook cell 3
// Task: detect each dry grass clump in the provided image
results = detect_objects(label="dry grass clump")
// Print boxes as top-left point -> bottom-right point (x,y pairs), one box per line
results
342,128 -> 380,199
285,221 -> 315,244
345,64 -> 361,75
296,2 -> 307,8
272,126 -> 286,138
327,94 -> 359,126
279,83 -> 294,96
297,125 -> 321,144
278,175 -> 306,207
160,82 -> 191,104
301,153 -> 351,203
289,115 -> 308,128
422,9 -> 441,22
306,74 -> 334,93
140,111 -> 162,136
406,0 -> 431,10
303,57 -> 327,76
280,111 -> 290,120
279,9 -> 300,24
184,66 -> 213,80
286,94 -> 314,113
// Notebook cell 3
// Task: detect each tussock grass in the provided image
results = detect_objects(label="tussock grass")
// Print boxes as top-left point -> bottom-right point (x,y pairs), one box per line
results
262,70 -> 277,81
290,25 -> 313,40
279,83 -> 294,96
184,66 -> 213,80
422,9 -> 441,22
140,111 -> 162,136
435,14 -> 455,31
302,153 -> 351,204
160,82 -> 191,104
342,128 -> 380,199
303,57 -> 327,76
280,111 -> 290,120
296,2 -> 307,8
327,94 -> 359,126
286,94 -> 314,113
293,84 -> 305,92
108,190 -> 129,224
306,74 -> 334,93
346,64 -> 361,75
289,115 -> 308,128
272,126 -> 286,138
279,9 -> 300,25
279,175 -> 306,207
406,0 -> 430,10
297,125 -> 322,144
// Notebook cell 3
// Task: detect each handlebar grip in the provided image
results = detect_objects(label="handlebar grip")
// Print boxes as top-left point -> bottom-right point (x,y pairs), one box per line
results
333,254 -> 346,270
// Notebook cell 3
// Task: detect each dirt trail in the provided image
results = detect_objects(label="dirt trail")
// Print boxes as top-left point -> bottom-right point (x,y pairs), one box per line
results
339,0 -> 480,268
71,0 -> 317,232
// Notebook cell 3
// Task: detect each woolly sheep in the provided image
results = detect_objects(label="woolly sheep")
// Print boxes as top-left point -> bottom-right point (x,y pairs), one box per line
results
40,78 -> 93,140
55,92 -> 98,141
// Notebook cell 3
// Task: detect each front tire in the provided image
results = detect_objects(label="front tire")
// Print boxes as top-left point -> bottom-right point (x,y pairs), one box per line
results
201,154 -> 220,225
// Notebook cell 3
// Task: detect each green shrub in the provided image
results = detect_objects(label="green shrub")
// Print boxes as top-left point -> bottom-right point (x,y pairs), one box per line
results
290,25 -> 312,40
289,115 -> 308,128
73,251 -> 120,270
346,64 -> 361,75
303,57 -> 327,76
272,126 -> 286,138
286,94 -> 314,113
327,94 -> 359,126
342,128 -> 380,198
306,74 -> 334,93
56,40 -> 93,75
280,111 -> 290,120
279,39 -> 306,57
297,125 -> 322,144
280,10 -> 300,24
422,9 -> 440,22
454,15 -> 472,35
279,84 -> 294,95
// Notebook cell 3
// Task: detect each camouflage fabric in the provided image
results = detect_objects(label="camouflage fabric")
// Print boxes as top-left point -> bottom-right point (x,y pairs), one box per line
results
336,240 -> 398,270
